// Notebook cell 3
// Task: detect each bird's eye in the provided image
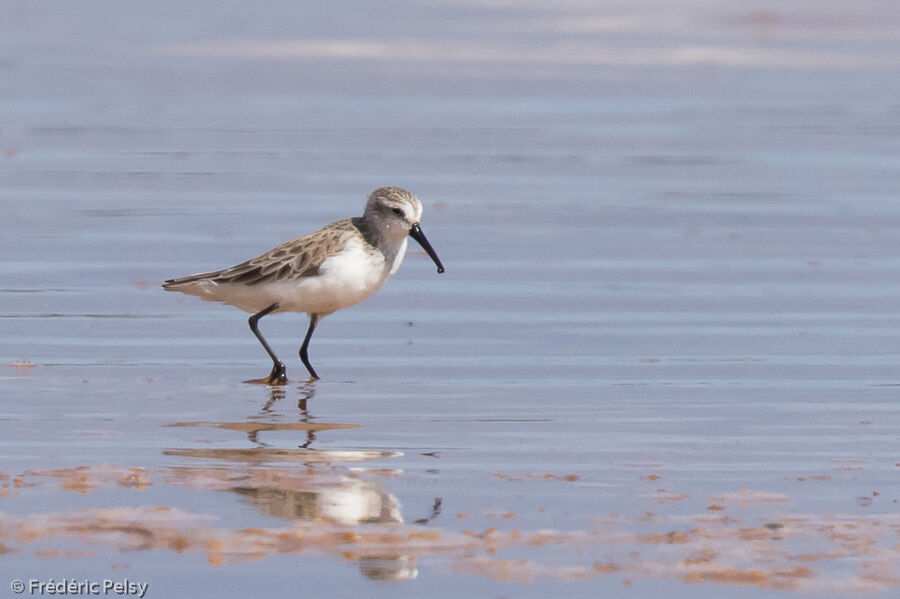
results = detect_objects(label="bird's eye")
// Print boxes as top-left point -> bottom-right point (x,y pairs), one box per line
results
392,208 -> 404,216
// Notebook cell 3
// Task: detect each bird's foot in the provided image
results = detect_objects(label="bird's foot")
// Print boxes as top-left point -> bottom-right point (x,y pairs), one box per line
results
244,362 -> 288,386
301,361 -> 320,382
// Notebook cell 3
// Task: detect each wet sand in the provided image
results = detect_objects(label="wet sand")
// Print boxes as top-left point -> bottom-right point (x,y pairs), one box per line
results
2,1 -> 900,596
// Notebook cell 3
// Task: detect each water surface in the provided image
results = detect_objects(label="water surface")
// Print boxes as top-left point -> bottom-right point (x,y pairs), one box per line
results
2,1 -> 900,596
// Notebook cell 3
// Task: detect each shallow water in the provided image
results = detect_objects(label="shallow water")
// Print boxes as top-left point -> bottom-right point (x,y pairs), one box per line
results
3,1 -> 900,597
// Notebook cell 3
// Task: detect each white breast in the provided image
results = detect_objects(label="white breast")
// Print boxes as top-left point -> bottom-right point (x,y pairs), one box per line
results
274,237 -> 392,315
389,238 -> 408,276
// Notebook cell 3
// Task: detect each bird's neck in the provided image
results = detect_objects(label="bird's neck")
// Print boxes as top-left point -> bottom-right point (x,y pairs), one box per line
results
352,216 -> 408,269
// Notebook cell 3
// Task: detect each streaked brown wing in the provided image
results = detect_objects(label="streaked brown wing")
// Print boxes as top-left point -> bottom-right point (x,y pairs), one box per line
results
211,220 -> 351,286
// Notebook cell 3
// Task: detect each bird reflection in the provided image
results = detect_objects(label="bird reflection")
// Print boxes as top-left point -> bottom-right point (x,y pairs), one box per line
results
226,383 -> 430,581
358,556 -> 418,582
259,382 -> 316,415
414,497 -> 443,525
250,383 -> 317,448
232,477 -> 402,525
231,477 -> 419,581
259,386 -> 285,414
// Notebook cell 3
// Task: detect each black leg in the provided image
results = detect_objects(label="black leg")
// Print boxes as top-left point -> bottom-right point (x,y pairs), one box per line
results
248,303 -> 287,385
299,313 -> 320,380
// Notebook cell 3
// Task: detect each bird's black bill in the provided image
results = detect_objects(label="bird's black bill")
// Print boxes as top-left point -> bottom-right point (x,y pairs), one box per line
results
408,223 -> 445,274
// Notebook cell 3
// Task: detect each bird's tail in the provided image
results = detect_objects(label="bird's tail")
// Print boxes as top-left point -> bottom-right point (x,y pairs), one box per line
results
162,270 -> 222,290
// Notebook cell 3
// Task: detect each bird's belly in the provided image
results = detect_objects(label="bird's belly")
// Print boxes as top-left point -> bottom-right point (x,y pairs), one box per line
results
275,246 -> 388,315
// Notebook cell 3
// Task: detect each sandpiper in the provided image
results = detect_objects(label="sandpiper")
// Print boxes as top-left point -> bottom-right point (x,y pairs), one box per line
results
163,186 -> 444,383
